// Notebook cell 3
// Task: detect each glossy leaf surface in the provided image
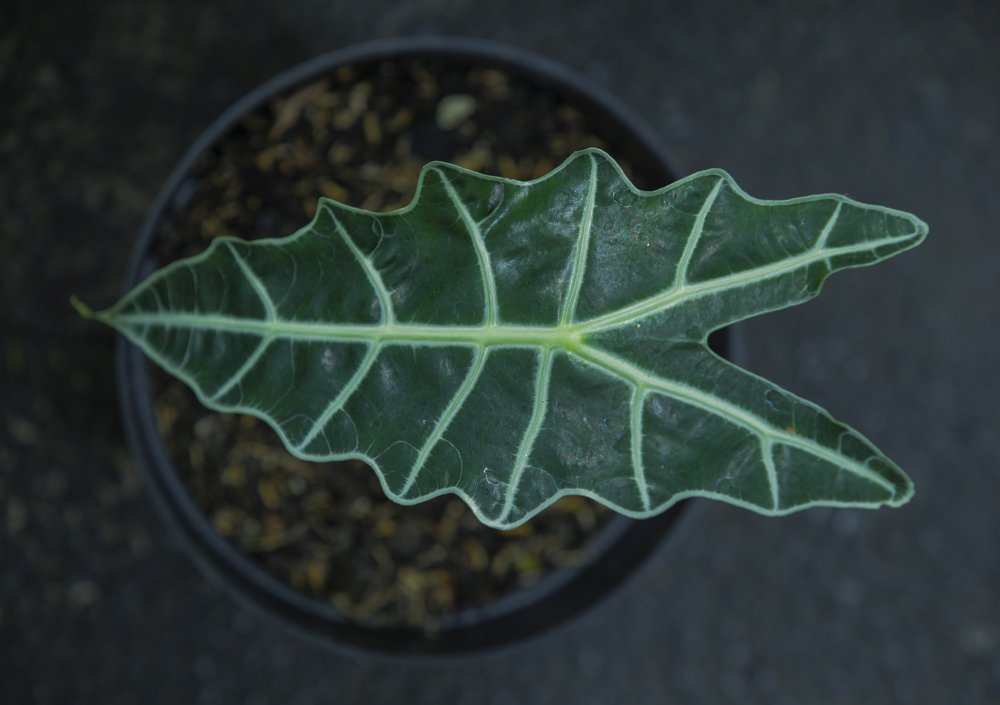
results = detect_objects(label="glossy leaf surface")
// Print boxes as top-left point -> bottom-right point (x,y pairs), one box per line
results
94,149 -> 927,528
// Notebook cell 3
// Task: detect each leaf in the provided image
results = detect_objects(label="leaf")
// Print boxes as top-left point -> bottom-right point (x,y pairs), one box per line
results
93,149 -> 927,529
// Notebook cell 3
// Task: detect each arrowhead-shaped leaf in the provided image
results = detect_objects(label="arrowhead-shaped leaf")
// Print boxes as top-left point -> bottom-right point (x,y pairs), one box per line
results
94,149 -> 927,528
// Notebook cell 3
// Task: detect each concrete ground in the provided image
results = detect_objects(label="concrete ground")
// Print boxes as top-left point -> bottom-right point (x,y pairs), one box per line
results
3,1 -> 998,703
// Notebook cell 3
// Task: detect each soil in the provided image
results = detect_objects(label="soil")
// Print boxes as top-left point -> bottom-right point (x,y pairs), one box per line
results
148,56 -> 663,633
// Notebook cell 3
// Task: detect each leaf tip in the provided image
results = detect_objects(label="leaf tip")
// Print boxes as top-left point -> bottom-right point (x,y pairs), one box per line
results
911,214 -> 930,244
888,476 -> 916,508
880,205 -> 930,252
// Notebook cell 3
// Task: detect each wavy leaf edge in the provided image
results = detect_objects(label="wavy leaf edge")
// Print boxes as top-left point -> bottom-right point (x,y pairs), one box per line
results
92,148 -> 928,529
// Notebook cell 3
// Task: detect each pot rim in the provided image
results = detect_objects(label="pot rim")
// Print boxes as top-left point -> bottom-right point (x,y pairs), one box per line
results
116,35 -> 708,661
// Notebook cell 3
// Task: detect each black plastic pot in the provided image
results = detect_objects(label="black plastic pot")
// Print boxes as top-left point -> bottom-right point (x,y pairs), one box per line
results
116,36 -> 730,659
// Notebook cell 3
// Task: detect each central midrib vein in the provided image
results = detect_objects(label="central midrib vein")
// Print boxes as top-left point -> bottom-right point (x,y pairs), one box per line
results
113,312 -> 583,347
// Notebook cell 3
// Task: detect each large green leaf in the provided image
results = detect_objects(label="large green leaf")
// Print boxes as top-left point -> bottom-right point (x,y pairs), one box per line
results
86,149 -> 927,529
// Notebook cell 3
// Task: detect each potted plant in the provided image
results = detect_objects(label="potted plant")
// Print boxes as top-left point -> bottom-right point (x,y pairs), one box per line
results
75,38 -> 927,656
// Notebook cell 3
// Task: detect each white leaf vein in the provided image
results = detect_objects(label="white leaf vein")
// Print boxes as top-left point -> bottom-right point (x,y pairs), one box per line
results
226,242 -> 277,321
326,207 -> 395,325
501,348 -> 554,522
401,347 -> 489,496
631,386 -> 651,511
560,153 -> 598,325
675,177 -> 724,288
208,334 -> 273,402
434,168 -> 499,325
296,343 -> 382,452
761,439 -> 779,510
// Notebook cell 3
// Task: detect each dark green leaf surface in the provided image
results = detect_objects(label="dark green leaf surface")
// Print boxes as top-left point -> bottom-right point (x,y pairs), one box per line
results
96,149 -> 927,528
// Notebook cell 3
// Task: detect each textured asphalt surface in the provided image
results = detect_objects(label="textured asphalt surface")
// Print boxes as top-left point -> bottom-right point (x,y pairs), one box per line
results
3,1 -> 998,703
